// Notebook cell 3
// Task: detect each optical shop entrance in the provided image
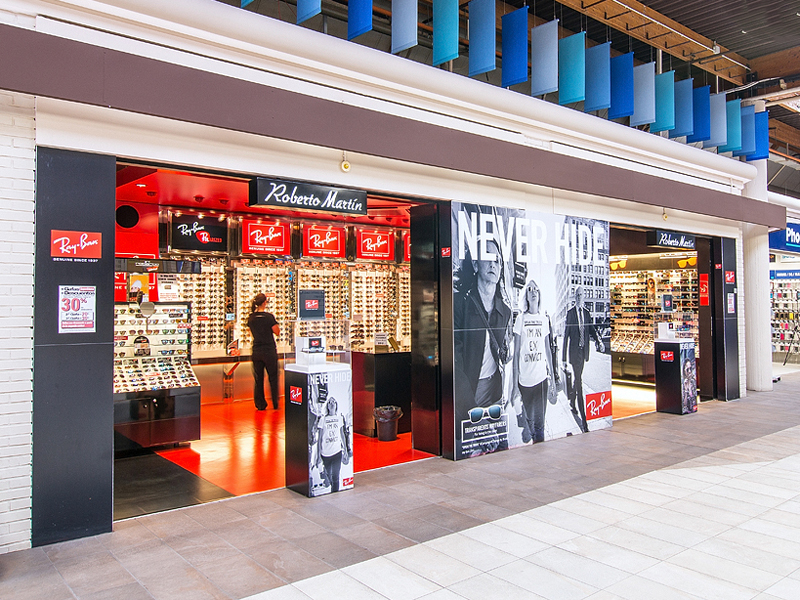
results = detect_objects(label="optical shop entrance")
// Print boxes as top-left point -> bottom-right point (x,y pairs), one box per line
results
112,162 -> 441,519
607,226 -> 739,419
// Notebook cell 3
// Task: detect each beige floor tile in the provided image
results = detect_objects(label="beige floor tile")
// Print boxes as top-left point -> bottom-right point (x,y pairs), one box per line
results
447,572 -> 547,600
524,546 -> 630,589
763,577 -> 800,600
522,504 -> 608,535
385,544 -> 480,587
490,558 -> 598,600
666,548 -> 782,591
294,570 -> 391,600
424,533 -> 517,572
460,523 -> 548,558
343,557 -> 441,600
638,561 -> 762,600
493,514 -> 580,545
690,536 -> 800,577
587,525 -> 684,561
556,535 -> 659,574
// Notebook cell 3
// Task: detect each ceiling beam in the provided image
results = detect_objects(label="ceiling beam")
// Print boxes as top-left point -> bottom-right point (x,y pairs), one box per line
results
771,121 -> 800,154
750,47 -> 800,81
555,0 -> 749,85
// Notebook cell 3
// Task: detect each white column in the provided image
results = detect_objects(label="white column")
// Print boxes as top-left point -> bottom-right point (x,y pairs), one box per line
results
742,100 -> 773,391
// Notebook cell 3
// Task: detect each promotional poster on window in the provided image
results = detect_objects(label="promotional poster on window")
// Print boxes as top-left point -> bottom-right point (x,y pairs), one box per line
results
451,202 -> 612,460
306,369 -> 354,496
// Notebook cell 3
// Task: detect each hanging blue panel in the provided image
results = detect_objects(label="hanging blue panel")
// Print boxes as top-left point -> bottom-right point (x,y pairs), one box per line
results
651,71 -> 675,133
468,0 -> 495,77
670,78 -> 694,138
703,93 -> 728,148
559,32 -> 585,105
747,110 -> 770,161
241,0 -> 255,7
609,52 -> 634,119
501,7 -> 528,88
297,0 -> 321,24
348,0 -> 372,40
687,86 -> 711,143
733,105 -> 756,157
531,20 -> 559,96
631,62 -> 655,126
584,42 -> 611,112
719,100 -> 742,153
433,0 -> 459,66
392,0 -> 418,53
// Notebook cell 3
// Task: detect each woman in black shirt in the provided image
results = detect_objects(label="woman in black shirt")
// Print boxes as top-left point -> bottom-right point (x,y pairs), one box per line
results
247,293 -> 281,410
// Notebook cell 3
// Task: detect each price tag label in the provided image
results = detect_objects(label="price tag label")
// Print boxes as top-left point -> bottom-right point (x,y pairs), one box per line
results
58,285 -> 96,334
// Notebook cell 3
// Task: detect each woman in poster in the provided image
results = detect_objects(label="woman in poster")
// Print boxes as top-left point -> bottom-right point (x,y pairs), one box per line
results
315,397 -> 350,492
512,279 -> 556,444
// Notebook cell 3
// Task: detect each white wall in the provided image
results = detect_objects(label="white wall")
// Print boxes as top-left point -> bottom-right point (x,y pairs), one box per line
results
0,92 -> 35,554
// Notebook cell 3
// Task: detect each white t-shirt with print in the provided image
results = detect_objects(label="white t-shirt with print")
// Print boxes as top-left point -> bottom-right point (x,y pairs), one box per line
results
514,312 -> 548,387
319,414 -> 345,457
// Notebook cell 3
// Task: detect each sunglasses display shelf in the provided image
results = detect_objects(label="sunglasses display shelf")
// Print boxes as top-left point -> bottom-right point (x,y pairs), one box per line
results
349,265 -> 398,352
296,264 -> 349,321
175,260 -> 226,354
396,266 -> 411,351
771,279 -> 800,360
233,261 -> 296,353
609,274 -> 655,355
113,302 -> 201,450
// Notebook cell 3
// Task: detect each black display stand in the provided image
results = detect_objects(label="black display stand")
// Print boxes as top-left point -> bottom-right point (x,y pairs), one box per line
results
285,362 -> 354,498
655,339 -> 697,414
352,351 -> 412,437
113,387 -> 201,451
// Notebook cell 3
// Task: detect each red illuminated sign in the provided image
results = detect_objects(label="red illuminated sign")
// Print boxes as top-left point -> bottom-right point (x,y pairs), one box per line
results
303,225 -> 346,258
403,231 -> 410,263
441,247 -> 451,258
725,271 -> 735,284
586,391 -> 612,420
289,386 -> 303,405
660,351 -> 674,362
51,230 -> 102,259
242,220 -> 289,255
699,273 -> 709,306
305,299 -> 319,310
357,230 -> 394,261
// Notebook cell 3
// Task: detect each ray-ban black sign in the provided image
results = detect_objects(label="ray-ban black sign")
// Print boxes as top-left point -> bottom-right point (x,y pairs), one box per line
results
249,178 -> 367,215
647,229 -> 696,250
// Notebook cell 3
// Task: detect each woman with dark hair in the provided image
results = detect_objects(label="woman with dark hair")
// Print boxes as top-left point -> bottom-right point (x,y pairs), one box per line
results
247,293 -> 281,410
512,278 -> 555,444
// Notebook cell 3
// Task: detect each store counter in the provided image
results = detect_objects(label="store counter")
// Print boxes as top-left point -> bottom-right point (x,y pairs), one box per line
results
352,351 -> 411,437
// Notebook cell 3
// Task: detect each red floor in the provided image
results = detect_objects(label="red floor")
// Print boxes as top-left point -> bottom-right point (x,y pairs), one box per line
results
157,400 -> 433,496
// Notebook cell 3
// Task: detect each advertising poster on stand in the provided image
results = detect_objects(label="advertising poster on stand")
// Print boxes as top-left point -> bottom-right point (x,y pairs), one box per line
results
307,369 -> 354,496
451,202 -> 612,460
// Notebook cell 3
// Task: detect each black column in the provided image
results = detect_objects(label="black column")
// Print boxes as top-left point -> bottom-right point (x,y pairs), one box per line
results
712,236 -> 740,400
696,237 -> 715,399
32,148 -> 116,545
410,203 -> 449,457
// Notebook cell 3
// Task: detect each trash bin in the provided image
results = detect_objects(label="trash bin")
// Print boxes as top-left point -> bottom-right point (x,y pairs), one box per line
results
373,406 -> 403,441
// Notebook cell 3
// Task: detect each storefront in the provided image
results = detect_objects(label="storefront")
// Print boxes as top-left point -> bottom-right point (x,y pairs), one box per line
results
0,0 -> 783,554
769,221 -> 800,363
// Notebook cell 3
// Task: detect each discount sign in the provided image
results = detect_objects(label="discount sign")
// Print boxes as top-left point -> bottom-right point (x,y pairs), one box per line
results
58,285 -> 97,334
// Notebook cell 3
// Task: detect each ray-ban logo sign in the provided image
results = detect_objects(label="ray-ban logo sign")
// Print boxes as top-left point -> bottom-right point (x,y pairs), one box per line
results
249,178 -> 367,215
51,230 -> 102,262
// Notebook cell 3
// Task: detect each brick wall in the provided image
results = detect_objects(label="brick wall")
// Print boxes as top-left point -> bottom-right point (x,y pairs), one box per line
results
0,92 -> 35,554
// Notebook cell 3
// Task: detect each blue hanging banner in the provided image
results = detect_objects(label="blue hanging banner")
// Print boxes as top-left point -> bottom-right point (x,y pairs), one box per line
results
433,0 -> 459,66
669,78 -> 694,138
559,32 -> 586,105
631,62 -> 655,126
747,110 -> 770,161
609,52 -> 634,119
348,0 -> 373,40
392,0 -> 418,53
297,0 -> 321,24
584,42 -> 611,112
651,71 -> 675,133
687,86 -> 711,143
468,0 -> 495,77
501,7 -> 528,88
241,0 -> 255,6
703,93 -> 728,148
531,20 -> 559,96
719,100 -> 742,153
733,105 -> 757,157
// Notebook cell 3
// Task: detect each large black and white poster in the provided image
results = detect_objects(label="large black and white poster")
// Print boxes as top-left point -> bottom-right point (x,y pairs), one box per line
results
451,202 -> 612,460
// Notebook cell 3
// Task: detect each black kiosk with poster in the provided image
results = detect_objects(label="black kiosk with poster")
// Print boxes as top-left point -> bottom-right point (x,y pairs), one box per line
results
285,297 -> 354,497
655,339 -> 697,414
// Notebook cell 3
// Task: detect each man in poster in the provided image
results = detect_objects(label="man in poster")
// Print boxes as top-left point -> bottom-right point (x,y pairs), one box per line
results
562,286 -> 604,433
453,238 -> 513,457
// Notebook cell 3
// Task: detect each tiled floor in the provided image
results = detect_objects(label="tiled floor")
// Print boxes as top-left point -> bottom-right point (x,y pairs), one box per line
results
8,370 -> 800,599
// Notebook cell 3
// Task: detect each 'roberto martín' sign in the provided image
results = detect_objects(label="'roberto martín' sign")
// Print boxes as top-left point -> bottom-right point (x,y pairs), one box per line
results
249,177 -> 367,215
647,229 -> 696,250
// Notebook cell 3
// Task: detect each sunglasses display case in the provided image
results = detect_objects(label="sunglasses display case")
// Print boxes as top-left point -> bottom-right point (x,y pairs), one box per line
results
175,259 -> 227,352
113,302 -> 201,450
609,266 -> 699,382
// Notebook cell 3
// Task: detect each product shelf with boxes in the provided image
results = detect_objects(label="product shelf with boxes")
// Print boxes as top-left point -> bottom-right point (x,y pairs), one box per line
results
771,278 -> 800,361
113,302 -> 201,450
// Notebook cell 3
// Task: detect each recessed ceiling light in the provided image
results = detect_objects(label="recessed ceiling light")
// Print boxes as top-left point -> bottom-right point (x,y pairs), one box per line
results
741,30 -> 747,34
136,183 -> 146,188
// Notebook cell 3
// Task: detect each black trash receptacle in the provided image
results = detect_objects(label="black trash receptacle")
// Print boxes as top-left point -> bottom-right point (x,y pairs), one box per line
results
373,406 -> 403,441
